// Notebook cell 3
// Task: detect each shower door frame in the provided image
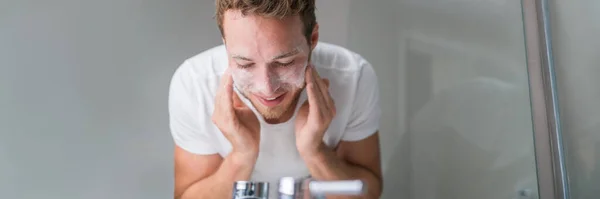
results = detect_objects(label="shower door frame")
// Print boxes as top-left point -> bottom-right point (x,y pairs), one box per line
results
522,0 -> 570,198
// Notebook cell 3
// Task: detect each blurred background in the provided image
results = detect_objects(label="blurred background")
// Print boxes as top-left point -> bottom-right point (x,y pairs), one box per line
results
1,0 -> 598,198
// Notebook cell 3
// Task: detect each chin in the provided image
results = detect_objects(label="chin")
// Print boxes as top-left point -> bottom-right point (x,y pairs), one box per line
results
253,99 -> 291,119
259,108 -> 287,120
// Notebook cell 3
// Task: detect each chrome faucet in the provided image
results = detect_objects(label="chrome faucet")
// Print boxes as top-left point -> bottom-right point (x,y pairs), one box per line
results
233,177 -> 365,199
232,181 -> 270,199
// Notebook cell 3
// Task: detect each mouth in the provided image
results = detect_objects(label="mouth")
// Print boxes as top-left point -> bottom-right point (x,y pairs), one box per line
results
254,93 -> 287,107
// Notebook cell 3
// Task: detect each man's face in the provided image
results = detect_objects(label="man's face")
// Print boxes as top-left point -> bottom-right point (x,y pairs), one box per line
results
222,10 -> 312,120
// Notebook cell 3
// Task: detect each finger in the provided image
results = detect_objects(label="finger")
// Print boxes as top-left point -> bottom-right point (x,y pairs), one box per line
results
309,66 -> 333,116
321,78 -> 333,106
231,87 -> 247,109
305,66 -> 322,113
219,68 -> 232,87
220,71 -> 236,116
307,65 -> 324,97
213,71 -> 237,134
310,66 -> 330,103
216,69 -> 231,98
311,65 -> 327,92
306,66 -> 330,119
214,71 -> 227,115
306,81 -> 322,120
321,78 -> 331,101
321,78 -> 335,115
304,63 -> 314,84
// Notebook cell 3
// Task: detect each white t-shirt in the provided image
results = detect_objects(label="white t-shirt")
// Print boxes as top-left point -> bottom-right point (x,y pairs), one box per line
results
168,42 -> 381,196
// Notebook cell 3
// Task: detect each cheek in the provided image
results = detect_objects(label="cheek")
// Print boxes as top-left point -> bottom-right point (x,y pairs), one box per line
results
278,64 -> 307,84
231,68 -> 255,86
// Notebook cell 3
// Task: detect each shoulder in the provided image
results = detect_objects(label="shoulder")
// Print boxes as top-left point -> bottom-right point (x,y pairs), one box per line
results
173,45 -> 228,82
311,42 -> 372,73
168,45 -> 229,155
310,42 -> 378,92
170,45 -> 228,98
168,45 -> 229,123
310,42 -> 377,86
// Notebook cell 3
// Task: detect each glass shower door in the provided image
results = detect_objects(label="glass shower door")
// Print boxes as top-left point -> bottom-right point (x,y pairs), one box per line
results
370,0 -> 540,198
550,0 -> 600,198
338,0 -> 585,198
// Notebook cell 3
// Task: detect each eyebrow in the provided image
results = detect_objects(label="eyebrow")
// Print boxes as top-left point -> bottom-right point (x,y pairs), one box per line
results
232,55 -> 252,61
231,48 -> 300,62
271,49 -> 299,60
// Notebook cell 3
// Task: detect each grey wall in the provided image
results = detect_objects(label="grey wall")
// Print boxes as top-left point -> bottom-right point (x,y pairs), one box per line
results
1,0 -> 220,198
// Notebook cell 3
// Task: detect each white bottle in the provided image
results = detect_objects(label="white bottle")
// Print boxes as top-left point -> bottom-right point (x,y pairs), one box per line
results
277,177 -> 365,199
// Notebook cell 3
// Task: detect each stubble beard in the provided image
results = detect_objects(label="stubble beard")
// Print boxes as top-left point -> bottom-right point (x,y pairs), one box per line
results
241,83 -> 305,121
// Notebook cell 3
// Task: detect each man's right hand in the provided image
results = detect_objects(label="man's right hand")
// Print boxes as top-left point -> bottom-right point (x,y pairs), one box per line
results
211,69 -> 261,161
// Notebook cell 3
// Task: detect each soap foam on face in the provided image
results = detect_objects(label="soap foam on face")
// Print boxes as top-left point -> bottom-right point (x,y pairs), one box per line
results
231,61 -> 307,96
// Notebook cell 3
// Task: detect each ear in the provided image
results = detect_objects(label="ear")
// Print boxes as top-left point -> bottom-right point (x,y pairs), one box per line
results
310,23 -> 319,50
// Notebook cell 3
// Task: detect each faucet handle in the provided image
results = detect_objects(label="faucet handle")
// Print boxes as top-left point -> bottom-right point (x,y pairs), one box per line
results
232,181 -> 269,199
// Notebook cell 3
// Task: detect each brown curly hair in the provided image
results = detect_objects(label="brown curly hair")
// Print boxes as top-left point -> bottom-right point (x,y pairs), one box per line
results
215,0 -> 317,45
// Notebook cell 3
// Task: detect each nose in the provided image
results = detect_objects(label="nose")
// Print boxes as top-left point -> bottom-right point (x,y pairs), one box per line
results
256,67 -> 280,95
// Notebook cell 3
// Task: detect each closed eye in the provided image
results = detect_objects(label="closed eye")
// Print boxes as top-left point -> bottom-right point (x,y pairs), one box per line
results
237,63 -> 253,69
277,60 -> 295,67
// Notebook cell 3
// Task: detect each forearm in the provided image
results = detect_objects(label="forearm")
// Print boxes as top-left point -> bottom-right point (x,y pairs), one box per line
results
179,152 -> 256,199
301,146 -> 382,199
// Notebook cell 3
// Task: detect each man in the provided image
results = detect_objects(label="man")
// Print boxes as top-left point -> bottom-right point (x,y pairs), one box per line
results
168,0 -> 382,198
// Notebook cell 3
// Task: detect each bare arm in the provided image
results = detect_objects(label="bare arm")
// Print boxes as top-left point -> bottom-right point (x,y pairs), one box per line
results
301,132 -> 383,199
174,146 -> 256,199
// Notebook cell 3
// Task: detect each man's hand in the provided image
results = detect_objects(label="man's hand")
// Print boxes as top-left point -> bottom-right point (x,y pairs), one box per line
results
212,69 -> 261,161
293,65 -> 382,198
295,64 -> 336,156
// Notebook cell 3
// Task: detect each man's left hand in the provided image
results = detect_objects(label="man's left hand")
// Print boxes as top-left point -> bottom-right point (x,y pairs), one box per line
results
295,64 -> 336,157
